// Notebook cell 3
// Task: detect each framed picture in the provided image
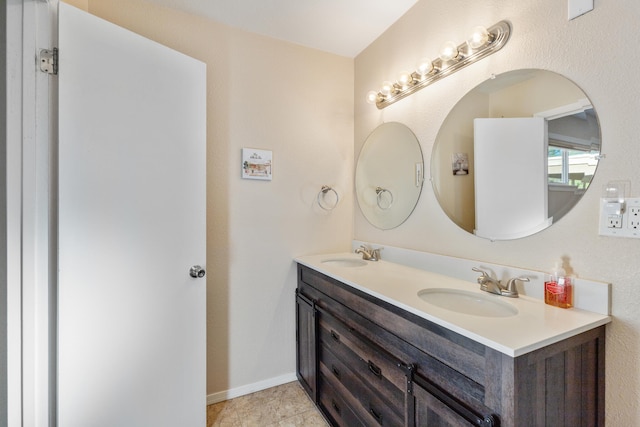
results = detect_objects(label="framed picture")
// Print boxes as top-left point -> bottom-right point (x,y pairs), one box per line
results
452,152 -> 469,176
242,148 -> 273,180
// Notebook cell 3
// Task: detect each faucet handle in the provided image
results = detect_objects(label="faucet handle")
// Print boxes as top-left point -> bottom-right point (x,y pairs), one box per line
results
472,267 -> 491,280
370,247 -> 382,261
503,276 -> 529,298
472,267 -> 489,274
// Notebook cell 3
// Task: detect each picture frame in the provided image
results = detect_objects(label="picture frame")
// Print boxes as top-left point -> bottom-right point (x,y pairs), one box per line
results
452,152 -> 469,176
242,148 -> 273,181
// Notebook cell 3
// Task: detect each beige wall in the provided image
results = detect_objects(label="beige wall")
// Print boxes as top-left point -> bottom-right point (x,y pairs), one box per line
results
68,0 -> 640,421
356,0 -> 640,423
84,0 -> 354,397
62,0 -> 88,11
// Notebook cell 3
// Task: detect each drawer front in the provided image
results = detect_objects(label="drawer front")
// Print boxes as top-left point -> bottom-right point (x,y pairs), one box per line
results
318,308 -> 406,426
320,343 -> 404,426
320,362 -> 404,427
318,373 -> 366,427
318,307 -> 407,393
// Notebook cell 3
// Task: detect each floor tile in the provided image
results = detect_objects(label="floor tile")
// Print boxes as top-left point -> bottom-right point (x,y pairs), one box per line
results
207,381 -> 328,427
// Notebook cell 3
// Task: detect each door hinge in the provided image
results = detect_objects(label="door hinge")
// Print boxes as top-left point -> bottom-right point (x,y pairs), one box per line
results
397,362 -> 415,395
39,48 -> 58,75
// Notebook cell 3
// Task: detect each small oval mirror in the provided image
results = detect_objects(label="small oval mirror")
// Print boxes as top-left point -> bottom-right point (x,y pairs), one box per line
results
356,122 -> 424,230
432,69 -> 601,240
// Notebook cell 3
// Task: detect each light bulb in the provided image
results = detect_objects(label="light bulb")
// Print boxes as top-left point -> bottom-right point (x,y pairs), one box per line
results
416,58 -> 434,77
438,41 -> 459,62
467,26 -> 490,49
380,81 -> 394,97
366,90 -> 379,105
396,71 -> 412,89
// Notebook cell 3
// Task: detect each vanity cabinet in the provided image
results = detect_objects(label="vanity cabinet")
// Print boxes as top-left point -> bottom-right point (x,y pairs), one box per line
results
295,290 -> 317,402
296,264 -> 605,427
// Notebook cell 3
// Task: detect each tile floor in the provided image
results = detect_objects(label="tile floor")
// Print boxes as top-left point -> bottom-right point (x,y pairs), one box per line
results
207,381 -> 329,427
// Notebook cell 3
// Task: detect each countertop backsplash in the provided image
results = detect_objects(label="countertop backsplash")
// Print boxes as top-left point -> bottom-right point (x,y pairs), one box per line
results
351,240 -> 610,316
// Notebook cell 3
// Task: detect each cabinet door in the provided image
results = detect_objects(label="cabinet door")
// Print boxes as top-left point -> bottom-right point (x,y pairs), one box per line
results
414,384 -> 475,427
296,291 -> 317,401
413,378 -> 498,427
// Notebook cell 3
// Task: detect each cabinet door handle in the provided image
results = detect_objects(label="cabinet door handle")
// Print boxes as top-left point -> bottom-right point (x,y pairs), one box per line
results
368,360 -> 382,377
330,330 -> 340,341
369,405 -> 383,425
331,364 -> 341,379
331,399 -> 341,415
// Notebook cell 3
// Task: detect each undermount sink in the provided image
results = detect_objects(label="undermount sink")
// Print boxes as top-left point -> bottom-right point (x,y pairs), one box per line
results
418,288 -> 518,318
321,258 -> 368,268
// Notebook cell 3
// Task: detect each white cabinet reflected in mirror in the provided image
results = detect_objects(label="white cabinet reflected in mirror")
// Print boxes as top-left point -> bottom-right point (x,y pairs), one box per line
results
431,69 -> 601,240
356,122 -> 424,230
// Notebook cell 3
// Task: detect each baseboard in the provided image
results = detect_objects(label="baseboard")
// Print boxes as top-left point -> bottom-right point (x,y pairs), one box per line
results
206,372 -> 298,405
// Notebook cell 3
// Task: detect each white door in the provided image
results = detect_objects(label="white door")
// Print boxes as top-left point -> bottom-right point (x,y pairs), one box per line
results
58,4 -> 206,426
474,117 -> 550,240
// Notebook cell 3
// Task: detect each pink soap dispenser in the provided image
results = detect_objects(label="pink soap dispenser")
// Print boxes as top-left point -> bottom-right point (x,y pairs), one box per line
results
544,261 -> 573,308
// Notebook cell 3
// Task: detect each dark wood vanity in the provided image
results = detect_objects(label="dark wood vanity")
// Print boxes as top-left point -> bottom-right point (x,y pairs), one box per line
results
296,264 -> 605,427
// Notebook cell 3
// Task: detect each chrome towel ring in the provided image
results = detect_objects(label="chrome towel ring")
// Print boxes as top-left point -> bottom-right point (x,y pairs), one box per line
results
318,185 -> 339,211
375,187 -> 393,210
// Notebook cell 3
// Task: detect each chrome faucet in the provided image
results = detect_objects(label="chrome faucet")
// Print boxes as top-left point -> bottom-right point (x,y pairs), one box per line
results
472,267 -> 529,298
355,245 -> 382,261
473,267 -> 503,295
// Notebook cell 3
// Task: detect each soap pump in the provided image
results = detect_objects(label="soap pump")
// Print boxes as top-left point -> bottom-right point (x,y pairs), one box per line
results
544,261 -> 573,308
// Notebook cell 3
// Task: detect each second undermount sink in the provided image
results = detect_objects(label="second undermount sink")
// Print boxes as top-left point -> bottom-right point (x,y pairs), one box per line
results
321,258 -> 368,268
418,288 -> 518,318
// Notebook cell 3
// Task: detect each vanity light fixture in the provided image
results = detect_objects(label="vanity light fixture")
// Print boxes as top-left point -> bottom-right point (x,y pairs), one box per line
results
416,58 -> 434,77
438,41 -> 460,62
367,20 -> 511,109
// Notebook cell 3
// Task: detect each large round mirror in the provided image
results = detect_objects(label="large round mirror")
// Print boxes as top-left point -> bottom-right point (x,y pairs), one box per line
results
356,122 -> 424,230
432,69 -> 601,240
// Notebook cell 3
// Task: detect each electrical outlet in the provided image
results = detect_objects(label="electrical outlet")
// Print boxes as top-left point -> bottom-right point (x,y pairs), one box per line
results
599,197 -> 640,238
607,215 -> 622,228
628,204 -> 640,229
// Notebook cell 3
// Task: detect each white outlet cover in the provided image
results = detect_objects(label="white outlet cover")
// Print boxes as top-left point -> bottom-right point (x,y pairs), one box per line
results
568,0 -> 594,20
599,197 -> 640,238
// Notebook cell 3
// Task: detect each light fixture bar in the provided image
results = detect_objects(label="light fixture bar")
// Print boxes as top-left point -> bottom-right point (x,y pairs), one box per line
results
373,20 -> 512,109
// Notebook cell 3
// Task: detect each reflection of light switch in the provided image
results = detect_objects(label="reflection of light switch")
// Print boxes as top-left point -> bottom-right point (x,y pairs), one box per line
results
568,0 -> 593,20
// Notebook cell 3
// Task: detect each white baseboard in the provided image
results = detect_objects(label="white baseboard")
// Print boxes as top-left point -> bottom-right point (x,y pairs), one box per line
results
206,372 -> 298,405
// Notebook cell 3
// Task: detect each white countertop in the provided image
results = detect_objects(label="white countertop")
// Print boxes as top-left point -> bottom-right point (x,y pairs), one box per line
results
296,252 -> 611,357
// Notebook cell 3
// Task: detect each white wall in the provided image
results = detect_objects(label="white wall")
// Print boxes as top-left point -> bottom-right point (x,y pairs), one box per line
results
83,0 -> 354,399
355,0 -> 640,423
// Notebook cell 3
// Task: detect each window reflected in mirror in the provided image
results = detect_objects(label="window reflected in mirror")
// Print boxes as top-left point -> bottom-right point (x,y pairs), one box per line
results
431,69 -> 601,240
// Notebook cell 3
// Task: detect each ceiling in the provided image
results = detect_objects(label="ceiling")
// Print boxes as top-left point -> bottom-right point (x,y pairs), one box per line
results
143,0 -> 419,57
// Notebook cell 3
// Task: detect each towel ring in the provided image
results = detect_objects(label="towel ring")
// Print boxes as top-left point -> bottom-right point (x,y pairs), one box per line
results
375,187 -> 393,210
317,185 -> 339,211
